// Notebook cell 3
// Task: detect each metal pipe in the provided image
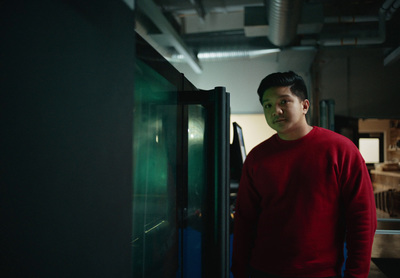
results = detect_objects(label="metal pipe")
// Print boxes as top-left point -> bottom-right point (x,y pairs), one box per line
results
385,0 -> 400,20
268,0 -> 303,47
319,1 -> 388,47
302,0 -> 399,47
324,15 -> 379,24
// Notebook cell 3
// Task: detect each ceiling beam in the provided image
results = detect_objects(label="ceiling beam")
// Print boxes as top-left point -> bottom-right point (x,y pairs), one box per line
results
190,0 -> 206,19
137,0 -> 202,73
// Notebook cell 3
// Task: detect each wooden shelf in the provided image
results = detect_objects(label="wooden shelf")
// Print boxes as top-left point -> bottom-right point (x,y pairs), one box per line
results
371,170 -> 400,178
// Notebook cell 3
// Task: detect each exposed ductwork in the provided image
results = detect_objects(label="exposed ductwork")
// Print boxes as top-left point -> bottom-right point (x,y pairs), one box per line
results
268,0 -> 303,47
266,0 -> 400,48
136,0 -> 400,70
317,0 -> 399,47
384,0 -> 400,20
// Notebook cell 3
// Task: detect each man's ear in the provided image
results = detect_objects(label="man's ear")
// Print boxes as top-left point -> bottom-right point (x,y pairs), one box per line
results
302,99 -> 310,114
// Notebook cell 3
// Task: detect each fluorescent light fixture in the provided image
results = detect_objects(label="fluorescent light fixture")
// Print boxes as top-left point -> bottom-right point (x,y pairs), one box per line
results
170,48 -> 281,62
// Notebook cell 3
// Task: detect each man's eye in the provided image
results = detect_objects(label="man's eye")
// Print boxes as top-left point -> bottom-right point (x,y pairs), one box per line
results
264,104 -> 271,109
281,100 -> 287,104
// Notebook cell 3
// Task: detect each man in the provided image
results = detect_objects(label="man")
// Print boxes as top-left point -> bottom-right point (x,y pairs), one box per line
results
231,71 -> 376,278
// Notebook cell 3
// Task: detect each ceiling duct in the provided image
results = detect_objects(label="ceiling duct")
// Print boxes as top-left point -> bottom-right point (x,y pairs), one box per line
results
316,0 -> 400,47
268,0 -> 303,47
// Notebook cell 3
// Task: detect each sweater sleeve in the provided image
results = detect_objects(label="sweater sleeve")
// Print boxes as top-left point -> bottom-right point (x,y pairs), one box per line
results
341,148 -> 377,278
231,154 -> 261,278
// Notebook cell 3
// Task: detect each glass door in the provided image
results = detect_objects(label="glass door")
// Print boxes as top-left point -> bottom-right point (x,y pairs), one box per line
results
177,88 -> 230,278
132,55 -> 230,278
177,105 -> 207,278
132,59 -> 179,278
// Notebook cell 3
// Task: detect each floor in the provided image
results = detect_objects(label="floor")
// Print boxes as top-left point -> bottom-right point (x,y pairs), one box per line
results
368,210 -> 400,278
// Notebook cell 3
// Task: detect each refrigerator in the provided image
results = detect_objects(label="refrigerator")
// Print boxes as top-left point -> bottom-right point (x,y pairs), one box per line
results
132,34 -> 230,278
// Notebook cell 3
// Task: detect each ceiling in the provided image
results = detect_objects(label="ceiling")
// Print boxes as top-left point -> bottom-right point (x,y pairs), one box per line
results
135,0 -> 400,74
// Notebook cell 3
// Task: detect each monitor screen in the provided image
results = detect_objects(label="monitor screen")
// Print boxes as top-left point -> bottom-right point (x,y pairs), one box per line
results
230,122 -> 246,182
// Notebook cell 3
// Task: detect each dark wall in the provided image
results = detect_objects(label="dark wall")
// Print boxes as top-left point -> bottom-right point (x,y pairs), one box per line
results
0,0 -> 134,276
312,48 -> 400,119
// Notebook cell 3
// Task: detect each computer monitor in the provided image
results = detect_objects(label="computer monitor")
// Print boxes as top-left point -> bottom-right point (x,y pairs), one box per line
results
230,122 -> 246,182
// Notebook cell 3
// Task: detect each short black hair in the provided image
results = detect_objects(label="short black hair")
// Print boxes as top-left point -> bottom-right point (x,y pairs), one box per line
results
257,71 -> 308,104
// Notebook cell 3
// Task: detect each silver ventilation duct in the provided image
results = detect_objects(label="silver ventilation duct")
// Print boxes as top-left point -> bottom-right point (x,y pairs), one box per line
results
268,0 -> 303,47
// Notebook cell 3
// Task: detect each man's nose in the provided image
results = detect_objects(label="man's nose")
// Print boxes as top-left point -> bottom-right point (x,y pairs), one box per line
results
272,105 -> 283,116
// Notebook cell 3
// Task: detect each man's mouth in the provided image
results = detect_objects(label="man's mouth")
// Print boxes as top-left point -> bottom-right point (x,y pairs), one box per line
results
273,118 -> 285,124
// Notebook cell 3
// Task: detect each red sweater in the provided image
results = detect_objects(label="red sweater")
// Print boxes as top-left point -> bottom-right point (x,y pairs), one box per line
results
232,127 -> 376,278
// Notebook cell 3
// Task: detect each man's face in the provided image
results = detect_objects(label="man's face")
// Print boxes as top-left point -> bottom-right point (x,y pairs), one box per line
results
261,86 -> 309,138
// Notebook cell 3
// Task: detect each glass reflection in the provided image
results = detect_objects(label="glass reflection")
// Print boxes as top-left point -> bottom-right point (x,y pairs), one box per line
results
182,106 -> 207,278
132,60 -> 178,278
